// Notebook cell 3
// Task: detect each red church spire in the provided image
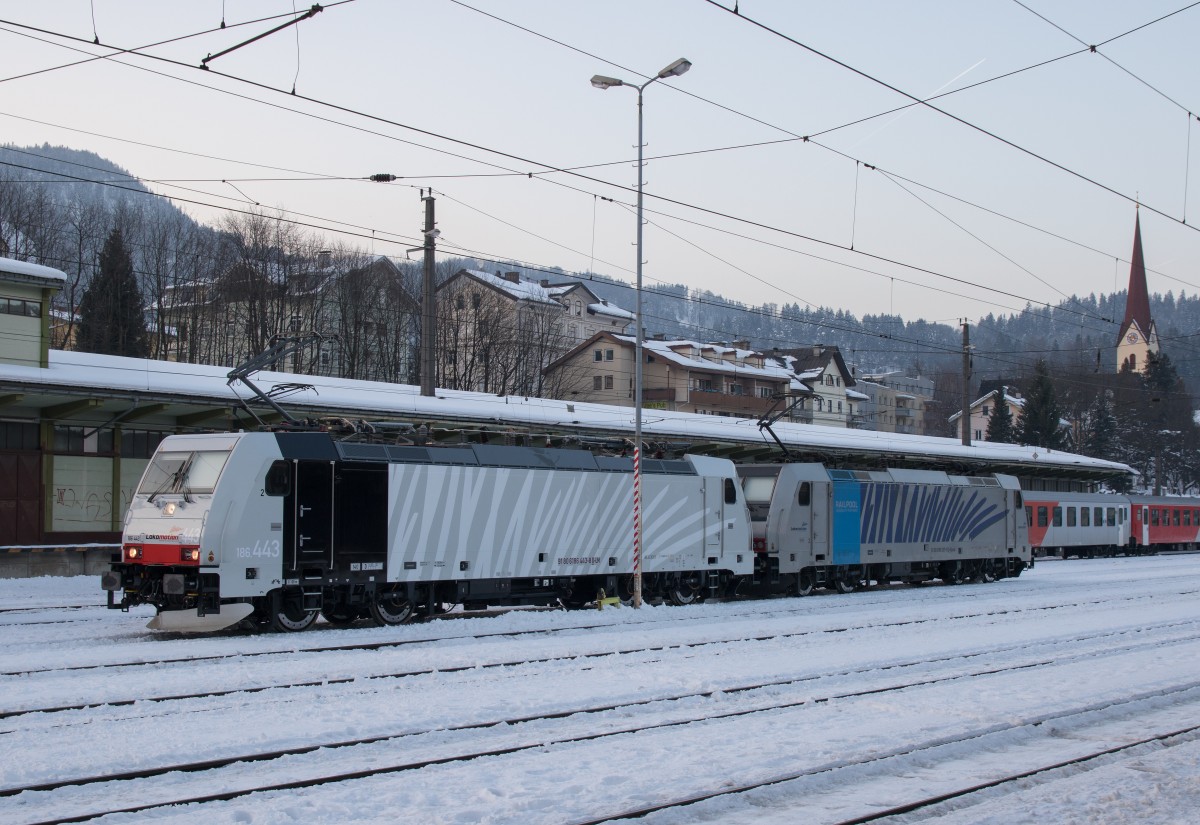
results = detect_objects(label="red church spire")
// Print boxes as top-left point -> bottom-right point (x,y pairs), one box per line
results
1119,211 -> 1153,345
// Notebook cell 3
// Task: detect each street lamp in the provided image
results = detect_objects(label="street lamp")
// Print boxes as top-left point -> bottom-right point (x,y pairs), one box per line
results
591,57 -> 691,609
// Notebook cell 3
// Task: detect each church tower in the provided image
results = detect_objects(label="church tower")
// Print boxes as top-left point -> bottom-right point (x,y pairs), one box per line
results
1115,211 -> 1159,373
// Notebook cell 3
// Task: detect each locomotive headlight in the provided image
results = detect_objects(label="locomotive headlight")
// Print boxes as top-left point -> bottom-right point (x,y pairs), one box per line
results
163,502 -> 176,516
181,546 -> 200,562
125,545 -> 141,560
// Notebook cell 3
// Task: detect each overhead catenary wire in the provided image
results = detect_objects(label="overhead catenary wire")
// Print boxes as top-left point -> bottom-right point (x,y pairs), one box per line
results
2,9 -> 1192,342
4,12 -> 1195,374
702,0 -> 1200,230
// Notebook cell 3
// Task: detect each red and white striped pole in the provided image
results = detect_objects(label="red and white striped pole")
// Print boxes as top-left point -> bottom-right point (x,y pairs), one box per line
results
633,444 -> 642,608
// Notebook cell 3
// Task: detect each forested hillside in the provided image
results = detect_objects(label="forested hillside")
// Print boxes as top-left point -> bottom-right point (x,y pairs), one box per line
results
4,143 -> 1198,403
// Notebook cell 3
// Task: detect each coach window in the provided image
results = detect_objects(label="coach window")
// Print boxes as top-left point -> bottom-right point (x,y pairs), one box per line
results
1052,506 -> 1062,527
1151,509 -> 1160,526
1107,508 -> 1116,527
1094,507 -> 1103,526
797,482 -> 811,506
1080,507 -> 1090,527
1037,506 -> 1048,527
1173,509 -> 1181,526
1186,510 -> 1193,527
1066,507 -> 1077,527
1194,509 -> 1200,525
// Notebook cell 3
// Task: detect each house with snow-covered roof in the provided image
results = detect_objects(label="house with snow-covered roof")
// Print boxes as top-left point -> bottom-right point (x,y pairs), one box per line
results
765,345 -> 861,428
856,371 -> 935,434
949,386 -> 1026,442
543,331 -> 796,418
435,270 -> 631,397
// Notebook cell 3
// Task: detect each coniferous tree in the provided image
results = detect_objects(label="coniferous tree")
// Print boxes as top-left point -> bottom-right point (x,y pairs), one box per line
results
1016,359 -> 1067,449
1081,391 -> 1117,459
985,388 -> 1016,443
76,228 -> 148,357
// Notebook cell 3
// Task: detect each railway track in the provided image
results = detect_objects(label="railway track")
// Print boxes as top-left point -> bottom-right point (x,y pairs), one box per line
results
11,649 -> 1200,825
574,701 -> 1200,825
6,583 -> 1195,682
5,598 -> 1198,726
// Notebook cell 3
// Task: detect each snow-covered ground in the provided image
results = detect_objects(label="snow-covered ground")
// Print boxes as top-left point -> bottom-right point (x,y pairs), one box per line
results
1,556 -> 1199,824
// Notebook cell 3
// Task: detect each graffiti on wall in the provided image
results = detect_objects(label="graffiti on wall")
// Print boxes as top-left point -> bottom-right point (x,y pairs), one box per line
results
50,457 -> 149,532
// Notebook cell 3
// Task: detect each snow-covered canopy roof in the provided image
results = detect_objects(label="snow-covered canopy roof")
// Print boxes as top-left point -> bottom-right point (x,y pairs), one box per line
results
0,256 -> 67,286
0,350 -> 1134,480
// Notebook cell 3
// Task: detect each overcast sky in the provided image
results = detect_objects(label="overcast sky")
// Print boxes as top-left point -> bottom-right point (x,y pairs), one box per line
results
1,1 -> 1197,330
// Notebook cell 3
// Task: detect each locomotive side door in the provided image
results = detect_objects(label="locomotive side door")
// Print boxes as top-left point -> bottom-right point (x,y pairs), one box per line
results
807,479 -> 830,566
704,478 -> 723,547
288,460 -> 335,571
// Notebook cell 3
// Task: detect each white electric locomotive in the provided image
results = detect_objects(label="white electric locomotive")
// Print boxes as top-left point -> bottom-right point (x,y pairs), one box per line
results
738,464 -> 1030,593
102,431 -> 753,631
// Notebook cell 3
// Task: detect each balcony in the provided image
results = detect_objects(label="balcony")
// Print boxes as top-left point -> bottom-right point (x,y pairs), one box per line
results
642,387 -> 676,402
896,406 -> 915,418
688,389 -> 775,416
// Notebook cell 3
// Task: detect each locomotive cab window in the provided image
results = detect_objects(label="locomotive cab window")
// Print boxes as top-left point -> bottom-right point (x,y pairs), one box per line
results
797,482 -> 811,507
138,449 -> 231,497
724,477 -> 738,504
264,460 -> 291,496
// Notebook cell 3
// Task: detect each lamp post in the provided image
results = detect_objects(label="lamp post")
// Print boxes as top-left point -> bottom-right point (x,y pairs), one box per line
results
591,57 -> 691,609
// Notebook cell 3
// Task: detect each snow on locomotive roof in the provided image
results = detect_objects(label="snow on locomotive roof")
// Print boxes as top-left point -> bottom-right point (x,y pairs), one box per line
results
0,349 -> 1133,477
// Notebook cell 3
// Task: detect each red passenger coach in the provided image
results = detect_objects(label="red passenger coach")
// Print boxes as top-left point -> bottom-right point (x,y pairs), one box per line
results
1022,492 -> 1129,558
1128,495 -> 1200,552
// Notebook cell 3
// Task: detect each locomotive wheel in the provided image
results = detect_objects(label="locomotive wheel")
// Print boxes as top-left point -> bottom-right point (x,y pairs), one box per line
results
368,591 -> 415,626
615,575 -> 638,606
666,576 -> 702,606
941,562 -> 966,585
271,604 -> 318,632
796,571 -> 815,597
978,561 -> 997,583
321,606 -> 359,627
833,576 -> 857,594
